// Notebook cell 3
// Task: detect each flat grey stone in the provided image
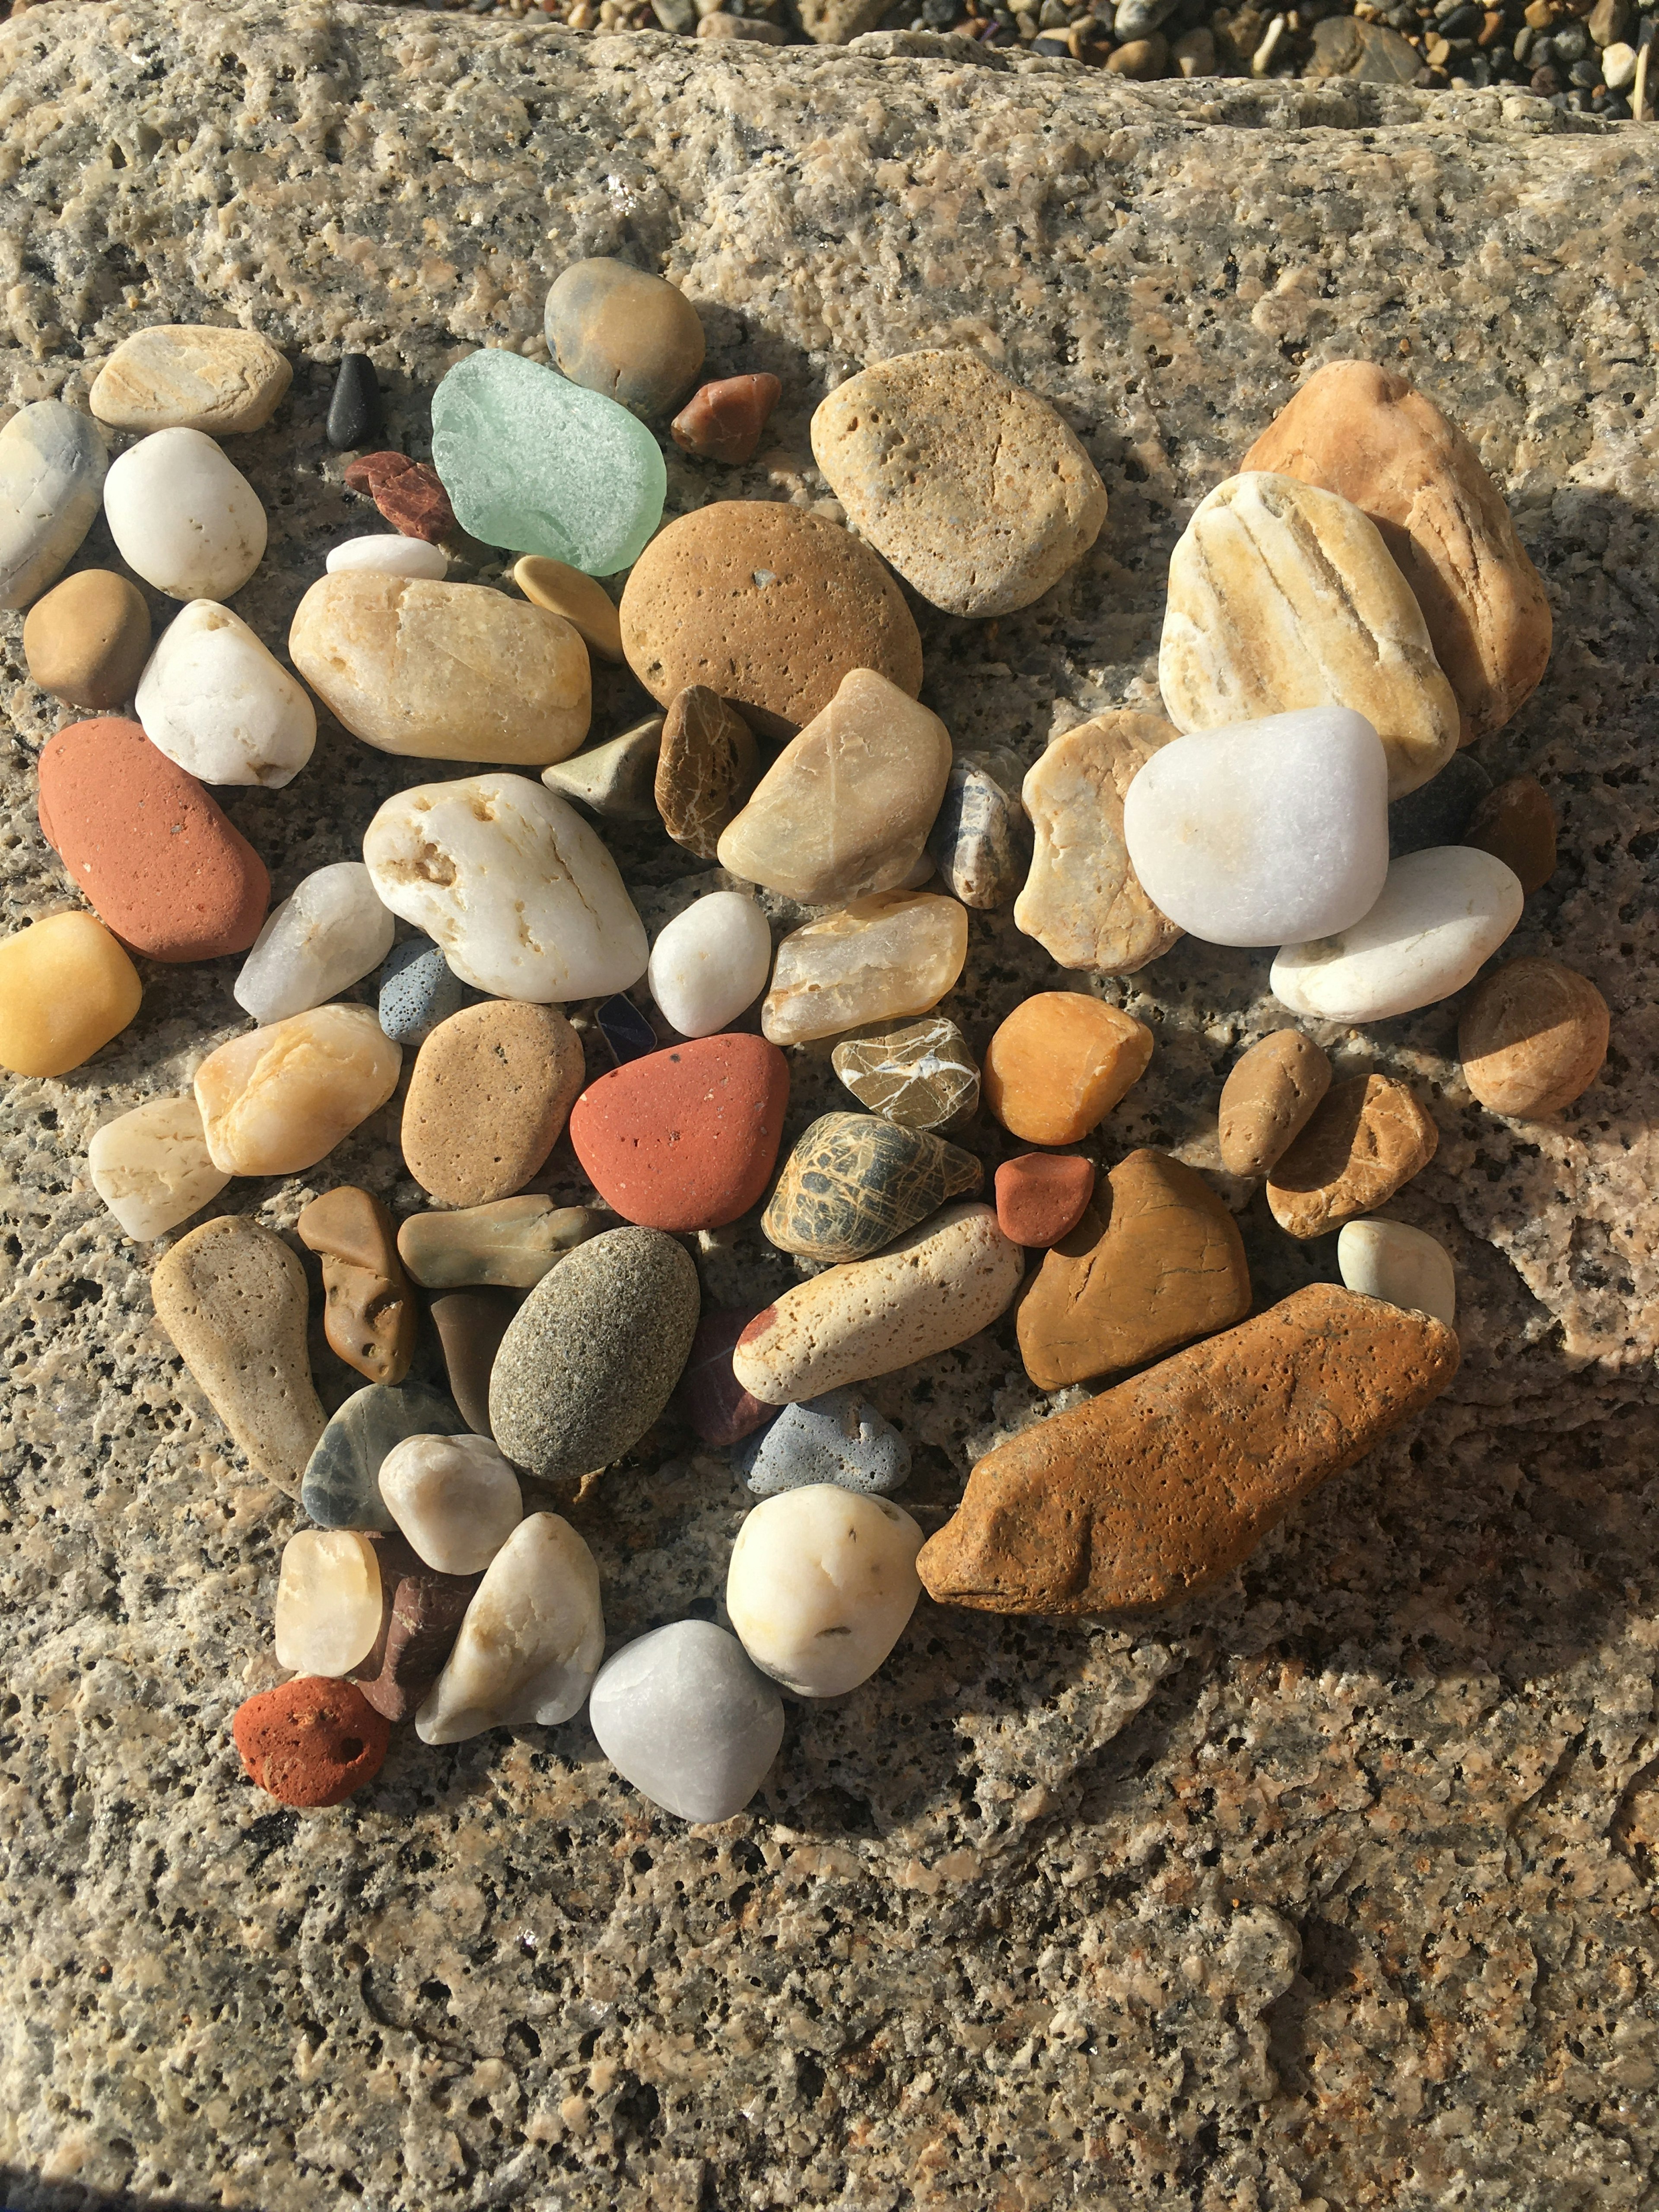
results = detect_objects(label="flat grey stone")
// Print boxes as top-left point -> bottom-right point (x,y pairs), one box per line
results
735,1388 -> 912,1496
300,1381 -> 468,1531
588,1620 -> 785,1821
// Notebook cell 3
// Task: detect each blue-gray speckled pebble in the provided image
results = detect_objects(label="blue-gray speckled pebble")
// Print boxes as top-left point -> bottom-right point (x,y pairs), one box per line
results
301,1380 -> 467,1530
736,1387 -> 911,1498
378,937 -> 470,1046
0,401 -> 108,610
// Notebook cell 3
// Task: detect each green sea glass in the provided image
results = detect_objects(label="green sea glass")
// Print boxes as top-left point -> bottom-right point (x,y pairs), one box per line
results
431,349 -> 666,576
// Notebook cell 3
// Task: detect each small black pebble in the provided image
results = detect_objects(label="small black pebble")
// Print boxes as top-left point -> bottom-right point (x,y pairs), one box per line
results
327,353 -> 383,452
596,995 -> 659,1066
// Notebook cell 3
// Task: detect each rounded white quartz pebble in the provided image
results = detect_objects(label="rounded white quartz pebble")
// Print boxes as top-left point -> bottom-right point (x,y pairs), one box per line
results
233,862 -> 394,1025
588,1621 -> 785,1823
136,600 -> 317,788
102,426 -> 267,600
363,772 -> 648,1001
725,1485 -> 925,1699
87,1093 -> 231,1240
646,891 -> 774,1038
377,1432 -> 524,1575
273,1529 -> 383,1678
415,1513 -> 604,1744
1122,707 -> 1389,947
1271,845 -> 1524,1023
1338,1218 -> 1456,1329
325,533 -> 448,580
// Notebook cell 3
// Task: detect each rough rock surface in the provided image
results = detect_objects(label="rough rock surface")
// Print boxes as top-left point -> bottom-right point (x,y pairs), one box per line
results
1,12 -> 1657,2211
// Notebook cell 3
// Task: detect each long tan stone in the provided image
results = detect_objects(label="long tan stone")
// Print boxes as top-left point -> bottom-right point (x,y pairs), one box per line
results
89,324 -> 292,435
1015,709 -> 1182,975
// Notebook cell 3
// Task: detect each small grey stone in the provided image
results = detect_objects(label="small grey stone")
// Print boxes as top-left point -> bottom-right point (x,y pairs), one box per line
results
735,1387 -> 912,1497
588,1620 -> 785,1822
0,401 -> 108,611
926,747 -> 1033,910
652,0 -> 697,29
541,718 -> 664,822
1112,0 -> 1180,35
301,1381 -> 468,1531
1387,751 -> 1493,859
378,937 -> 470,1046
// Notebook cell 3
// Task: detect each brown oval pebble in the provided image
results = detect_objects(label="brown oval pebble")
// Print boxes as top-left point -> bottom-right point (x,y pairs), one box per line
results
619,501 -> 923,742
232,1676 -> 390,1808
37,716 -> 269,963
1462,775 -> 1557,895
1265,1073 -> 1438,1239
545,258 -> 706,419
1458,956 -> 1609,1116
671,373 -> 783,466
296,1185 -> 416,1387
1107,34 -> 1169,73
1217,1028 -> 1332,1176
402,1001 -> 586,1207
22,568 -> 151,709
655,684 -> 759,858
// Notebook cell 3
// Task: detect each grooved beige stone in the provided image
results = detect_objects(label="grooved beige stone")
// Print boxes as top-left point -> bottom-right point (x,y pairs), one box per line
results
1016,709 -> 1183,974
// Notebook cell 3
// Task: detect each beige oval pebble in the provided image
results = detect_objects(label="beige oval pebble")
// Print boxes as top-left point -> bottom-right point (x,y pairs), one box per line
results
401,1002 -> 585,1208
90,325 -> 292,436
761,891 -> 969,1048
1016,709 -> 1182,976
513,554 -> 623,661
1217,1029 -> 1332,1176
1458,957 -> 1609,1116
22,568 -> 151,710
88,1093 -> 231,1240
194,1004 -> 401,1177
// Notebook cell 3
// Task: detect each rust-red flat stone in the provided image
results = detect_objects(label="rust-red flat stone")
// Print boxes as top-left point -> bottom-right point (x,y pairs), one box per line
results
343,450 -> 456,542
568,1033 -> 789,1231
671,373 -> 783,465
671,1303 -> 778,1446
232,1676 -> 390,1808
994,1153 -> 1095,1247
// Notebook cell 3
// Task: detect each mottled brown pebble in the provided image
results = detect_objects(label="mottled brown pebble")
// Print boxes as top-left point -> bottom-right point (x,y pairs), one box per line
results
655,684 -> 758,859
1217,1029 -> 1333,1176
296,1185 -> 416,1387
1458,956 -> 1609,1116
1462,775 -> 1557,895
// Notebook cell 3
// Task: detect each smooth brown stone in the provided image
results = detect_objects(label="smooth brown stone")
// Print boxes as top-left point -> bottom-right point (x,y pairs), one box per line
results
545,257 -> 706,418
350,1532 -> 482,1724
1107,33 -> 1168,74
982,992 -> 1153,1145
655,685 -> 758,859
22,569 -> 151,709
1458,956 -> 1609,1116
1265,1073 -> 1438,1239
1217,1029 -> 1333,1176
918,1284 -> 1459,1615
401,1001 -> 585,1208
1462,775 -> 1557,894
671,373 -> 782,465
1017,1150 -> 1250,1390
296,1187 -> 416,1388
432,1288 -> 521,1439
697,13 -> 789,36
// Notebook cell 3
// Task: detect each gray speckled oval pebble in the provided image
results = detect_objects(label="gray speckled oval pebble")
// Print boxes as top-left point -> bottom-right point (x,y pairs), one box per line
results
0,400 -> 108,610
378,937 -> 470,1046
736,1386 -> 911,1497
301,1379 -> 468,1531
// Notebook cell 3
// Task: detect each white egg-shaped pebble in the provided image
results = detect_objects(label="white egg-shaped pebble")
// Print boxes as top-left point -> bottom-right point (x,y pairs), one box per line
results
137,600 -> 316,788
378,1432 -> 524,1576
725,1484 -> 924,1698
1272,845 -> 1523,1023
103,426 -> 267,599
647,891 -> 774,1037
1337,1218 -> 1456,1328
326,532 -> 448,580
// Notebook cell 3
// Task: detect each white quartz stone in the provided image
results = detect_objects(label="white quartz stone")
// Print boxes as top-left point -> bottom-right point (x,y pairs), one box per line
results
363,772 -> 648,1002
1271,845 -> 1523,1023
588,1620 -> 785,1823
646,891 -> 774,1038
725,1485 -> 924,1698
325,533 -> 448,580
87,1093 -> 231,1240
1121,707 -> 1389,948
1337,1218 -> 1457,1329
233,863 -> 394,1025
102,426 -> 267,600
272,1529 -> 383,1678
415,1513 -> 604,1743
378,1432 -> 524,1575
136,600 -> 317,788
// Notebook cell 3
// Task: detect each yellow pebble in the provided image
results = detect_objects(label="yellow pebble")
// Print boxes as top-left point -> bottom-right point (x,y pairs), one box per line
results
0,909 -> 142,1076
512,555 -> 623,662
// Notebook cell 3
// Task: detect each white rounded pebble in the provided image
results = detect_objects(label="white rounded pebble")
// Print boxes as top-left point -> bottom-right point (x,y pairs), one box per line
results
1271,845 -> 1523,1023
588,1620 -> 785,1822
725,1485 -> 925,1698
233,862 -> 394,1025
136,600 -> 317,788
377,1432 -> 524,1575
102,426 -> 267,600
87,1093 -> 230,1240
1338,1218 -> 1456,1329
1122,707 -> 1389,947
415,1513 -> 604,1744
272,1529 -> 382,1678
647,892 -> 774,1037
325,533 -> 448,580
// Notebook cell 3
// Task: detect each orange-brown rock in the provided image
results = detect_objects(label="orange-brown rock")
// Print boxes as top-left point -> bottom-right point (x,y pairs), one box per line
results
982,992 -> 1152,1145
1462,774 -> 1556,894
296,1186 -> 417,1387
1217,1029 -> 1332,1176
232,1676 -> 391,1808
918,1284 -> 1459,1615
1458,956 -> 1609,1116
1241,360 -> 1551,745
401,1001 -> 586,1208
1017,1150 -> 1250,1390
1265,1072 -> 1438,1238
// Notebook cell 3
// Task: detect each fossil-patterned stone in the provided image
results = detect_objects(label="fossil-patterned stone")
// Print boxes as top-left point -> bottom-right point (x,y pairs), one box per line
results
398,1197 -> 597,1291
350,1537 -> 483,1726
1462,774 -> 1557,894
831,1014 -> 979,1131
655,686 -> 758,858
232,1677 -> 390,1808
89,324 -> 292,435
1265,1073 -> 1439,1239
983,992 -> 1153,1146
296,1185 -> 416,1387
761,893 -> 969,1048
1217,1029 -> 1333,1177
1017,709 -> 1182,973
1458,957 -> 1610,1116
400,1001 -> 585,1208
926,749 -> 1032,911
762,1112 -> 983,1265
300,1379 -> 468,1532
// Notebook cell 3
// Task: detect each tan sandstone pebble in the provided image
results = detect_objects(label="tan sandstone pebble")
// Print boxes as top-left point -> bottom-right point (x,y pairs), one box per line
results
1462,774 -> 1557,894
22,569 -> 151,709
1242,360 -> 1551,744
90,324 -> 292,435
1458,957 -> 1609,1116
1265,1072 -> 1438,1239
232,1676 -> 390,1808
512,554 -> 624,662
1016,709 -> 1183,975
1017,1150 -> 1251,1391
619,501 -> 923,741
809,349 -> 1108,619
917,1284 -> 1459,1615
296,1186 -> 416,1388
983,992 -> 1153,1146
194,1005 -> 402,1178
1217,1029 -> 1333,1176
401,1001 -> 585,1207
150,1214 -> 326,1491
656,685 -> 758,859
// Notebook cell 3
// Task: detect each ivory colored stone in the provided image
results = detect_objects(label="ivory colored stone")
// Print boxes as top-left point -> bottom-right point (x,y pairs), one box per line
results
1160,470 -> 1459,800
194,1004 -> 401,1177
103,427 -> 267,600
718,670 -> 952,903
136,600 -> 317,789
726,1487 -> 925,1697
542,718 -> 664,823
513,554 -> 624,661
647,893 -> 773,1038
1242,360 -> 1552,744
982,993 -> 1152,1146
378,1432 -> 524,1575
401,1001 -> 585,1207
1265,1073 -> 1438,1239
274,1531 -> 385,1678
22,569 -> 151,709
399,1198 -> 597,1290
1337,1219 -> 1456,1329
1271,846 -> 1523,1024
588,1621 -> 785,1824
150,1214 -> 325,1492
0,910 -> 142,1077
289,573 -> 590,766
917,1285 -> 1459,1614
362,773 -> 648,1001
544,257 -> 706,418
1217,1029 -> 1332,1176
326,533 -> 447,580
1463,775 -> 1557,894
1017,710 -> 1182,976
233,864 -> 394,1024
760,892 -> 969,1048
657,687 -> 759,860
89,325 -> 292,435
296,1186 -> 416,1388
415,1513 -> 605,1742
0,400 -> 108,610
732,1201 -> 1023,1405
1458,957 -> 1610,1116
88,1094 -> 230,1240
